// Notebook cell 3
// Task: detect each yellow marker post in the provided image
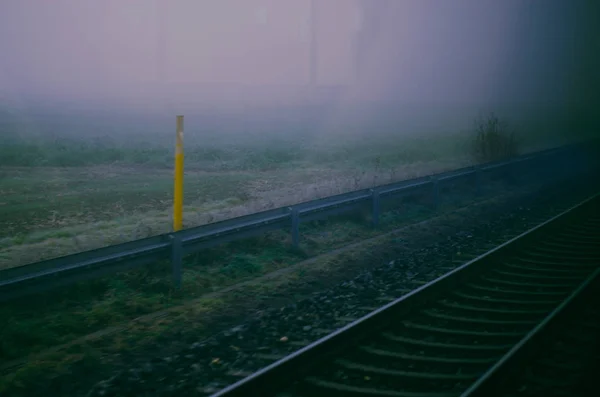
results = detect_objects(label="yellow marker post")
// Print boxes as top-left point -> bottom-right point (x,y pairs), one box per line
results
173,115 -> 184,231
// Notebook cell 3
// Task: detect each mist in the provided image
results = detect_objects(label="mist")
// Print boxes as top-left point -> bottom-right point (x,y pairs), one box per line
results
3,4 -> 600,395
0,0 -> 598,143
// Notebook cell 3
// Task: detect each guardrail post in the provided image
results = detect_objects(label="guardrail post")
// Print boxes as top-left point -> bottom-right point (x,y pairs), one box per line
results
431,178 -> 440,210
474,166 -> 482,196
370,189 -> 380,226
289,207 -> 300,248
170,234 -> 183,289
506,159 -> 518,185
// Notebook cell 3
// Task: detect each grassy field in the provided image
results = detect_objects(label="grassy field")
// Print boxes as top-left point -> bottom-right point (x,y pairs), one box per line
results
2,106 -> 582,270
1,131 -> 578,270
0,106 -> 588,395
0,178 -> 565,397
1,129 -> 491,269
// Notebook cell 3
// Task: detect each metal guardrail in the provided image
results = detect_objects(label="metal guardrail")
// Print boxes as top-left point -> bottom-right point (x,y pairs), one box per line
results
0,142 -> 595,301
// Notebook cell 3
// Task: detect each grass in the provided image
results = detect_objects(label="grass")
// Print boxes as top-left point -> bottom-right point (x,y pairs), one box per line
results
0,182 -> 544,397
0,115 -> 581,349
0,111 -> 585,396
0,166 -> 255,239
0,190 -> 447,362
0,170 -> 528,366
0,130 -> 480,268
0,122 -> 581,268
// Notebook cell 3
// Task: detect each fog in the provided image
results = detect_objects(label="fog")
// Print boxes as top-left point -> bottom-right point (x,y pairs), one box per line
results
0,0 -> 598,143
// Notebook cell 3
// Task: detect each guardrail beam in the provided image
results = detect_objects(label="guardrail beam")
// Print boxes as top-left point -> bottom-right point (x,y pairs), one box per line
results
474,166 -> 483,196
371,189 -> 381,226
290,207 -> 300,248
170,234 -> 183,288
431,178 -> 440,210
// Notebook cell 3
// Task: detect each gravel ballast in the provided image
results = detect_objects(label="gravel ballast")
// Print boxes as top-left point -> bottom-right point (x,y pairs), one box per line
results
84,174 -> 600,397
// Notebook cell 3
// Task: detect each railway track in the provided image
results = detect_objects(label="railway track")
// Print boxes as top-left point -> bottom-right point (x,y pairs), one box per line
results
210,193 -> 600,397
463,265 -> 600,397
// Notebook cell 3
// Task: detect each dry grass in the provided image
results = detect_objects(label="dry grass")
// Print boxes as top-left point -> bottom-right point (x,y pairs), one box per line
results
0,157 -> 469,268
0,127 -> 570,270
472,112 -> 518,163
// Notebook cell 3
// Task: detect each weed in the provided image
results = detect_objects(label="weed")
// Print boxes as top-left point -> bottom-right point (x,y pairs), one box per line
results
11,233 -> 26,245
472,112 -> 518,163
220,254 -> 263,277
